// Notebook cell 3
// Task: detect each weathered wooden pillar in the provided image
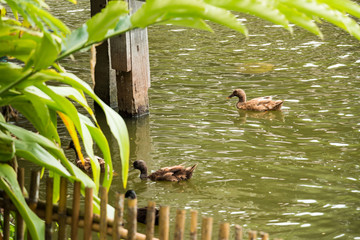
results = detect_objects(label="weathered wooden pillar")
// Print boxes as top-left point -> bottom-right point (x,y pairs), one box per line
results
91,0 -> 117,109
111,0 -> 150,117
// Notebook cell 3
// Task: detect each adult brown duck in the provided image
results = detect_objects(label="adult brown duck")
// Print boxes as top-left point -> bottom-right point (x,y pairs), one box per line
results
67,140 -> 105,174
227,89 -> 283,111
125,190 -> 160,225
133,160 -> 197,182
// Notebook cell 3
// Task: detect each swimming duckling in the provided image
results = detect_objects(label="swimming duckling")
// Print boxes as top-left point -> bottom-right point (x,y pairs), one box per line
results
227,89 -> 283,111
133,160 -> 197,182
125,190 -> 159,225
67,140 -> 105,174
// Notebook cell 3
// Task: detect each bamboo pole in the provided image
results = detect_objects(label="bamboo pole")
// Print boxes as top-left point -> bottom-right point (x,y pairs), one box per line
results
145,201 -> 156,240
159,206 -> 170,240
113,193 -> 124,240
45,177 -> 54,240
3,193 -> 10,240
127,198 -> 137,240
71,181 -> 81,240
100,186 -> 108,240
174,209 -> 186,240
28,170 -> 40,240
84,187 -> 94,240
201,217 -> 213,240
58,177 -> 67,240
218,222 -> 230,240
16,167 -> 25,240
0,195 -> 159,240
190,210 -> 198,240
260,232 -> 269,240
28,170 -> 40,211
248,231 -> 257,240
234,225 -> 243,240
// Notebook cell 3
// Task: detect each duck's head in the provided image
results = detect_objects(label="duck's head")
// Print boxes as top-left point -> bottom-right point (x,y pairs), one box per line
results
133,160 -> 147,171
227,89 -> 246,102
125,190 -> 137,199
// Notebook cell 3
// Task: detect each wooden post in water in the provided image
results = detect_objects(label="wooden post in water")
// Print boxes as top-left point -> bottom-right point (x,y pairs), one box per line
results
90,0 -> 116,108
112,0 -> 150,117
159,206 -> 170,240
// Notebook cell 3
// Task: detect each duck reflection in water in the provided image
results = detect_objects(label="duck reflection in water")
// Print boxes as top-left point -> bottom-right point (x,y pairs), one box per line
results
236,109 -> 285,124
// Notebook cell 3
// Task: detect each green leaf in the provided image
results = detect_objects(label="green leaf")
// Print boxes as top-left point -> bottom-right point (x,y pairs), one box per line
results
57,73 -> 129,188
0,164 -> 45,240
278,3 -> 323,38
282,0 -> 360,40
156,17 -> 213,32
131,0 -> 248,35
206,0 -> 292,32
31,32 -> 61,71
319,0 -> 360,20
86,1 -> 129,43
15,140 -> 71,177
0,132 -> 15,161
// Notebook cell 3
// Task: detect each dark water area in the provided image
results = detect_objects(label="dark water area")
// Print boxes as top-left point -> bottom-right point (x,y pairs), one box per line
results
17,1 -> 360,239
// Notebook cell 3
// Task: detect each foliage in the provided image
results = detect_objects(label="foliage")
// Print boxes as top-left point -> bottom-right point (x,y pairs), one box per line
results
1,0 -> 360,239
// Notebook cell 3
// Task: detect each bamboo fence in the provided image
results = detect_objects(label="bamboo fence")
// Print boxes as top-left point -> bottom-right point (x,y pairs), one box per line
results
0,168 -> 282,240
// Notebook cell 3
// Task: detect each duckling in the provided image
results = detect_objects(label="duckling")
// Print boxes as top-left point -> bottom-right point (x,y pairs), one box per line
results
125,190 -> 159,225
67,140 -> 105,174
227,89 -> 283,111
133,160 -> 197,182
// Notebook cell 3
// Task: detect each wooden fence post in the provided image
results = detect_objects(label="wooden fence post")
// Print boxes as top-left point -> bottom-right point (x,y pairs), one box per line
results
190,210 -> 198,240
100,186 -> 108,240
113,193 -> 124,240
201,217 -> 213,240
218,222 -> 230,240
16,167 -> 25,240
84,187 -> 94,240
127,198 -> 137,240
159,206 -> 170,240
145,201 -> 156,240
174,209 -> 186,240
235,225 -> 243,240
58,177 -> 67,240
71,181 -> 81,240
45,177 -> 53,240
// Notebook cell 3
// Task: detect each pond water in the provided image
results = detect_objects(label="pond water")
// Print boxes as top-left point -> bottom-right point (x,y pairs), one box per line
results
27,1 -> 360,239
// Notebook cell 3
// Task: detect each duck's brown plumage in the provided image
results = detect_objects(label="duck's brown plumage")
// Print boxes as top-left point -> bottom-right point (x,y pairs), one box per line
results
67,141 -> 105,174
133,160 -> 197,182
227,89 -> 283,111
125,190 -> 160,225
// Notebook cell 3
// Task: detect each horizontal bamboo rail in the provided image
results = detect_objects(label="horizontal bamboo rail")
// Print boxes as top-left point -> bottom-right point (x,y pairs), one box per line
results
0,168 -> 280,240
